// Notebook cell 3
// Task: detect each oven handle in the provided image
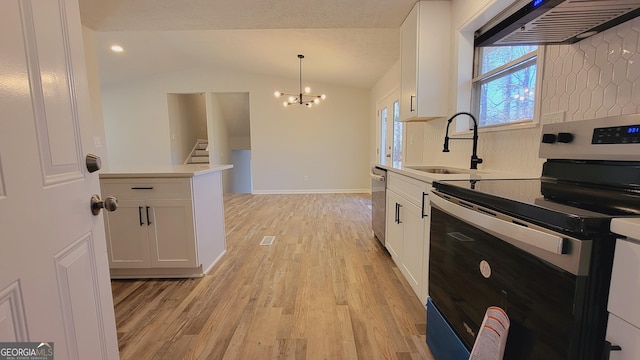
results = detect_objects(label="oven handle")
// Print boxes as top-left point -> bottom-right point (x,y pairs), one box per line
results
430,191 -> 565,255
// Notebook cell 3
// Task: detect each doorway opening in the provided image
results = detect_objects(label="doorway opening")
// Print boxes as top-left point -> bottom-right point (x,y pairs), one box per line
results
210,92 -> 252,194
167,92 -> 252,193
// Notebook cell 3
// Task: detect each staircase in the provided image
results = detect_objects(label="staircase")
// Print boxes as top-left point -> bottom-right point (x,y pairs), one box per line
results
185,139 -> 209,164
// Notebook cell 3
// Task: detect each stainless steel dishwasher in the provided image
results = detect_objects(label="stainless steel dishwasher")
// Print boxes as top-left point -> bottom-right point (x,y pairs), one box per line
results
370,166 -> 386,247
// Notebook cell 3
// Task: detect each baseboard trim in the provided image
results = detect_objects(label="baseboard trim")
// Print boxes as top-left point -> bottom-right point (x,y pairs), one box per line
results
203,249 -> 227,275
252,189 -> 369,195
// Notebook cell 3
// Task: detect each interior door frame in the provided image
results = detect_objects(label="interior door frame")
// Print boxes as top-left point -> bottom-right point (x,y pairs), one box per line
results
375,86 -> 400,165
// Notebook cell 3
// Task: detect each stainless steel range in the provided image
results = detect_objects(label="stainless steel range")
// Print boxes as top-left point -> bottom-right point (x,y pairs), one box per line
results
426,114 -> 640,360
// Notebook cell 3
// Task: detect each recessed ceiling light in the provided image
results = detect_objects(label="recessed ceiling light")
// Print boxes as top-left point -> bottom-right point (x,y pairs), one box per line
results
110,45 -> 124,53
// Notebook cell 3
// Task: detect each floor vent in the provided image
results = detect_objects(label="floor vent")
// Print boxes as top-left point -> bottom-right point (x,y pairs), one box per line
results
260,236 -> 276,246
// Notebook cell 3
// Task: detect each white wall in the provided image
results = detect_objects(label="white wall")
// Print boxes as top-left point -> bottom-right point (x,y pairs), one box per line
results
167,93 -> 207,165
229,136 -> 251,150
206,93 -> 232,192
82,26 -> 109,168
231,150 -> 252,193
101,66 -> 371,193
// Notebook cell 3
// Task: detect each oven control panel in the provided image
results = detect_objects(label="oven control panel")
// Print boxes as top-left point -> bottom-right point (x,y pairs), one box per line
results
539,113 -> 640,161
592,124 -> 640,144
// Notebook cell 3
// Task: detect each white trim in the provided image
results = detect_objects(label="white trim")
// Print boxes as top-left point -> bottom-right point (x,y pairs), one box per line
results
472,51 -> 537,82
376,86 -> 400,165
203,250 -> 226,275
252,188 -> 370,195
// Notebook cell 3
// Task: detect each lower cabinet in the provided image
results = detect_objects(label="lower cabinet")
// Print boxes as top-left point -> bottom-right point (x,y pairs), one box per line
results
385,172 -> 432,302
105,198 -> 196,269
100,171 -> 227,278
386,190 -> 404,261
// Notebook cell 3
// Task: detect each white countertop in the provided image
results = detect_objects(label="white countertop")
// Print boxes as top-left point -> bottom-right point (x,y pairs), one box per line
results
611,218 -> 640,240
99,164 -> 233,178
373,163 -> 534,183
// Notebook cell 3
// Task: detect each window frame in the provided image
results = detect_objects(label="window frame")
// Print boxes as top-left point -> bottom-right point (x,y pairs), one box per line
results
464,45 -> 545,133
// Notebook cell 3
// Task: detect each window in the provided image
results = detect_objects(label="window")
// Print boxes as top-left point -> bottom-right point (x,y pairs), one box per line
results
392,101 -> 402,168
377,90 -> 400,166
380,107 -> 388,164
472,45 -> 539,128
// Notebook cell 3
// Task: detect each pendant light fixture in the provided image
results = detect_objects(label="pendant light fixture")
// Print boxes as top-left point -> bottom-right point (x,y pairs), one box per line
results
274,54 -> 326,108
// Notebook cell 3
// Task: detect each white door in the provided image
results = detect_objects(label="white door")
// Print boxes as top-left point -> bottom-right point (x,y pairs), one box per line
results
0,0 -> 119,359
376,88 -> 399,165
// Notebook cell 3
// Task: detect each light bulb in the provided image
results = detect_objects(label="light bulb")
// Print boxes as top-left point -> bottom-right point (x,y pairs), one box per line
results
110,45 -> 124,52
274,91 -> 281,97
321,94 -> 326,100
314,98 -> 320,104
288,96 -> 295,103
283,101 -> 288,107
304,87 -> 311,94
306,103 -> 312,108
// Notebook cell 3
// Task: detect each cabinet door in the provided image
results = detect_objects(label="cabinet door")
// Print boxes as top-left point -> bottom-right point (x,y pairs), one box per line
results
386,191 -> 404,262
401,201 -> 425,299
421,189 -> 432,303
104,199 -> 151,268
399,2 -> 418,121
147,199 -> 197,268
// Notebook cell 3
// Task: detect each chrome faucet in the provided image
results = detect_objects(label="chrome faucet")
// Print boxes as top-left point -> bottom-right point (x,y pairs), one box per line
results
443,112 -> 483,170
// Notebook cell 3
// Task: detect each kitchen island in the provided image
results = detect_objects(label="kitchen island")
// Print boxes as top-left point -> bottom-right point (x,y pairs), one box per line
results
99,164 -> 232,278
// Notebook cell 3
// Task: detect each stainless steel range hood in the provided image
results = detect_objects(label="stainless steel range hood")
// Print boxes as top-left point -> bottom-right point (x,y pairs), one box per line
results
474,0 -> 640,47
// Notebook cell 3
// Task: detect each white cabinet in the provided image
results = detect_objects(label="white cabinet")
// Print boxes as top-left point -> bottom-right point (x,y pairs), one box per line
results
100,169 -> 227,278
399,1 -> 451,122
103,199 -> 153,268
385,172 -> 432,301
607,222 -> 640,360
386,190 -> 404,261
400,199 -> 425,296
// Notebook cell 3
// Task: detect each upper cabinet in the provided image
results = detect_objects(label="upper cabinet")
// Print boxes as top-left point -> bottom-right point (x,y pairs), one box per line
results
399,1 -> 451,122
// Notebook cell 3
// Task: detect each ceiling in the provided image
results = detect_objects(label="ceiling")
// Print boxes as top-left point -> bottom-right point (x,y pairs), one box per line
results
79,0 -> 423,88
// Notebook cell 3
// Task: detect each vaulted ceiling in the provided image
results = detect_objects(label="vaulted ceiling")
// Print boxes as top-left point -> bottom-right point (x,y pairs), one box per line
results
78,0 -> 424,88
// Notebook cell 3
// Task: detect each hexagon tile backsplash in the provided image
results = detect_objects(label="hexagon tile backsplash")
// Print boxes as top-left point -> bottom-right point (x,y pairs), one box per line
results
421,17 -> 640,177
541,17 -> 640,120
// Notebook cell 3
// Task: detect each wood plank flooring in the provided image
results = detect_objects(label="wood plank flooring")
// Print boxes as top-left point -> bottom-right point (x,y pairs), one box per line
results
112,193 -> 434,359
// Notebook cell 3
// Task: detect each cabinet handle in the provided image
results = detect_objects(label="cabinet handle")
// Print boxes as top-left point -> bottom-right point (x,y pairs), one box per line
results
410,95 -> 415,112
397,203 -> 403,224
131,186 -> 154,190
138,206 -> 143,226
146,206 -> 152,225
394,203 -> 399,223
421,192 -> 429,218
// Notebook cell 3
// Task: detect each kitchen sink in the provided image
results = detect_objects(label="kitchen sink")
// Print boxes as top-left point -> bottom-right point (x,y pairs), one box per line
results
418,168 -> 466,174
406,166 -> 473,175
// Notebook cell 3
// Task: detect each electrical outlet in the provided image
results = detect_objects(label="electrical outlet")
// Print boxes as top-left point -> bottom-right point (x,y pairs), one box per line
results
541,111 -> 565,124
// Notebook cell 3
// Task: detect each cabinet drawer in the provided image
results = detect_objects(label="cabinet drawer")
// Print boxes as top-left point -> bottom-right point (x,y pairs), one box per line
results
101,178 -> 192,200
608,238 -> 640,328
607,313 -> 640,360
388,172 -> 429,206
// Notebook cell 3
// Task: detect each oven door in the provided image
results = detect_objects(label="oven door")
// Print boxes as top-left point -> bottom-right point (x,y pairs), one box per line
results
428,190 -> 597,360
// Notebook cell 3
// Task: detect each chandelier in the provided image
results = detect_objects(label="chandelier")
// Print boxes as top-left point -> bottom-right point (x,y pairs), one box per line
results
274,54 -> 326,108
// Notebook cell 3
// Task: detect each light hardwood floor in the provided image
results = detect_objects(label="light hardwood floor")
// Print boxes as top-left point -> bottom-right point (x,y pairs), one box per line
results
112,193 -> 434,359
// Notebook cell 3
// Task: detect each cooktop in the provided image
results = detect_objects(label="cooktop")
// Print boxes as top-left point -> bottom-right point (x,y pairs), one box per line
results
433,178 -> 640,237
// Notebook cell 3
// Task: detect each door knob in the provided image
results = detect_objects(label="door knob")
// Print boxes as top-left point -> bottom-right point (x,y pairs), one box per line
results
91,194 -> 118,215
